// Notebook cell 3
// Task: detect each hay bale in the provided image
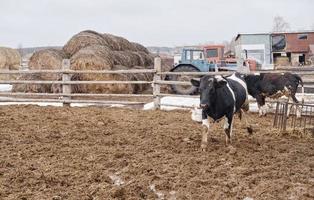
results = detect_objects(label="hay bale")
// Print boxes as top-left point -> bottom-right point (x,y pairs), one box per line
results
70,45 -> 114,71
0,47 -> 21,80
70,45 -> 115,93
131,42 -> 149,54
12,48 -> 67,93
63,30 -> 109,56
71,65 -> 138,94
12,74 -> 52,93
112,51 -> 140,67
0,47 -> 21,70
102,33 -> 135,51
112,51 -> 153,68
28,48 -> 68,80
70,45 -> 152,94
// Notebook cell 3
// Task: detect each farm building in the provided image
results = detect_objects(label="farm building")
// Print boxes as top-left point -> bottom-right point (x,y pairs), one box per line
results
272,31 -> 314,66
235,31 -> 314,69
235,33 -> 272,70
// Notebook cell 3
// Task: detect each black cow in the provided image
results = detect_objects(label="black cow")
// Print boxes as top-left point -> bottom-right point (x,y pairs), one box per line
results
191,73 -> 252,151
244,72 -> 304,117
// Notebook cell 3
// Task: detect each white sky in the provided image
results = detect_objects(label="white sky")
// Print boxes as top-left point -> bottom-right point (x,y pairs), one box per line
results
1,0 -> 313,48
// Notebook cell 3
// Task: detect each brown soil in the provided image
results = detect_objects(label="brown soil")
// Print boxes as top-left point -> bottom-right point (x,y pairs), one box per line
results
0,106 -> 313,200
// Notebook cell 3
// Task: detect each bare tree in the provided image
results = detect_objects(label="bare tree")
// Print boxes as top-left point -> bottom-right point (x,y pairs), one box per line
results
272,16 -> 290,32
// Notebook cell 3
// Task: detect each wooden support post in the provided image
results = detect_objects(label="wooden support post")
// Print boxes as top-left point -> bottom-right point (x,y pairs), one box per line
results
153,57 -> 161,109
62,59 -> 71,107
282,102 -> 289,132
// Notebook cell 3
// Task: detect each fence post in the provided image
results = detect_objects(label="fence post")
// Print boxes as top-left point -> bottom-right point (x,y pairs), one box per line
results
153,57 -> 161,109
282,102 -> 289,132
62,59 -> 71,107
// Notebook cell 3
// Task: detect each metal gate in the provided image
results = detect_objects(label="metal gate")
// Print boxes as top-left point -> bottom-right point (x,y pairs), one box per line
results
273,101 -> 314,134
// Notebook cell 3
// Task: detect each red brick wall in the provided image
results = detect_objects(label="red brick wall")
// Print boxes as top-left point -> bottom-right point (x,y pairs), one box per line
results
284,32 -> 314,53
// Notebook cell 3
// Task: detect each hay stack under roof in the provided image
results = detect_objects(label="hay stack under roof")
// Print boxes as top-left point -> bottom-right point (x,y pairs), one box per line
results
63,30 -> 109,56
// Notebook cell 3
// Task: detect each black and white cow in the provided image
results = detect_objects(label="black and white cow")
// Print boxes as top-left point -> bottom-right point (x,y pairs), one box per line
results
244,72 -> 304,117
191,73 -> 252,151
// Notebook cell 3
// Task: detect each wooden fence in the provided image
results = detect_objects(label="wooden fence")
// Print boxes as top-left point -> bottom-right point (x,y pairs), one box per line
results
0,58 -> 314,109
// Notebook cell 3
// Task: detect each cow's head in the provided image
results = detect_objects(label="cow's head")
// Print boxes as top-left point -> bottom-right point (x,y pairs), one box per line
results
191,76 -> 227,109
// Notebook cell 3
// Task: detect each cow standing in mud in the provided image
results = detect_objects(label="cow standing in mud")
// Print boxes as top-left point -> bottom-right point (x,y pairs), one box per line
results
244,72 -> 304,118
191,73 -> 252,151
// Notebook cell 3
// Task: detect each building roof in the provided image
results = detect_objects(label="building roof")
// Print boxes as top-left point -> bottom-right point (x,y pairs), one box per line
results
235,30 -> 314,41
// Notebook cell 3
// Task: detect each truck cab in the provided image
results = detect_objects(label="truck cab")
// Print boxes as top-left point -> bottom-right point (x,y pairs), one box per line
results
168,45 -> 237,94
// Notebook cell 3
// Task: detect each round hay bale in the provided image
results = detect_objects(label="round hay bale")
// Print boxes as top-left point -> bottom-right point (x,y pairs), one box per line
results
137,51 -> 154,67
13,48 -> 67,93
112,51 -> 152,68
129,66 -> 153,93
70,45 -> 114,71
102,33 -> 135,51
0,47 -> 21,80
12,74 -> 52,93
131,42 -> 149,54
70,45 -> 116,93
63,30 -> 109,56
28,48 -> 68,80
71,65 -> 137,94
102,33 -> 121,50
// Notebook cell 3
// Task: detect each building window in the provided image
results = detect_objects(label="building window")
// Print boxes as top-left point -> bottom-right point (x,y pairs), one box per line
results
298,34 -> 308,40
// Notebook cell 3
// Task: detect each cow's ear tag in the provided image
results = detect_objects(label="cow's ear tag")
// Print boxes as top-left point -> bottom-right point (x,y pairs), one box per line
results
191,78 -> 200,87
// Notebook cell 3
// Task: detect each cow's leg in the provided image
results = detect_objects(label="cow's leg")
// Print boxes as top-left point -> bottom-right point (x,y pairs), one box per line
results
291,94 -> 302,118
224,113 -> 234,146
201,110 -> 210,151
239,109 -> 253,134
256,95 -> 267,116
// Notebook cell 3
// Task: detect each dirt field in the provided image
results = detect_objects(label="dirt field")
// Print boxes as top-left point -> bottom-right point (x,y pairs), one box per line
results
0,105 -> 313,200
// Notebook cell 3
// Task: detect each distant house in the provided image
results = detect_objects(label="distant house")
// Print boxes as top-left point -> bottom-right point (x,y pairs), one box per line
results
235,31 -> 314,69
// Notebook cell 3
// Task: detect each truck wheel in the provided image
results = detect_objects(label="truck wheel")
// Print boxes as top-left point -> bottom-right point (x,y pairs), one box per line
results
169,65 -> 200,95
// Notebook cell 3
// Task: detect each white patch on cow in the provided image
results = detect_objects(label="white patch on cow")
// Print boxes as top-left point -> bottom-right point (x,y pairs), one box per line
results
226,82 -> 236,112
202,119 -> 210,129
214,75 -> 226,82
227,73 -> 249,99
223,117 -> 229,130
230,117 -> 234,137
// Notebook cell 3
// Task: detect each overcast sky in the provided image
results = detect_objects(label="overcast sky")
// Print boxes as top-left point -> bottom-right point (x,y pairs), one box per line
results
1,0 -> 313,48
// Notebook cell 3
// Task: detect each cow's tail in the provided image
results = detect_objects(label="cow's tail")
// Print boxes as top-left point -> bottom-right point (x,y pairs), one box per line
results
295,74 -> 304,104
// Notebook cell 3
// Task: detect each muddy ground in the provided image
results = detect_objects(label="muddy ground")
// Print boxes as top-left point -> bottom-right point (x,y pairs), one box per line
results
0,105 -> 313,200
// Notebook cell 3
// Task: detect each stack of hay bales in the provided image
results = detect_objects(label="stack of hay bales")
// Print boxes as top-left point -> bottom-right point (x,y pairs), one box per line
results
65,30 -> 153,94
15,30 -> 153,94
0,47 -> 21,80
12,48 -> 67,93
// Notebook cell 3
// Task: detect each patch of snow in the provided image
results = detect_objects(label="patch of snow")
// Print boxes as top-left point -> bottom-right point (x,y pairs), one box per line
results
0,84 -> 12,92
